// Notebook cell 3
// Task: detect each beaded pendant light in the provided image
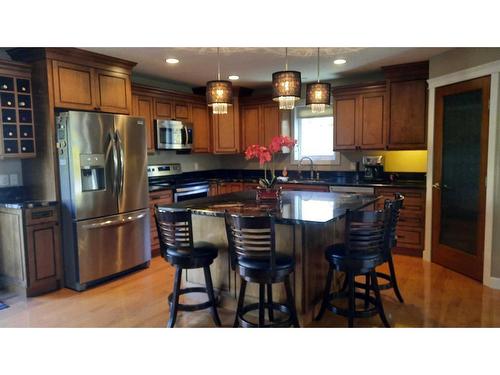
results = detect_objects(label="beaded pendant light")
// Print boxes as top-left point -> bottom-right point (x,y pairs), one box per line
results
272,48 -> 301,110
306,48 -> 331,113
206,48 -> 233,115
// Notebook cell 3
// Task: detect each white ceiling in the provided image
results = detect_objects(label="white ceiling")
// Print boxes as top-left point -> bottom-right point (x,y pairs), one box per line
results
84,47 -> 450,88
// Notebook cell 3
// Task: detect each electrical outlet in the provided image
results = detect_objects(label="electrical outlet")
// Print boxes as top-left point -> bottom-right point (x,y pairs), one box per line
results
0,174 -> 9,187
9,173 -> 19,186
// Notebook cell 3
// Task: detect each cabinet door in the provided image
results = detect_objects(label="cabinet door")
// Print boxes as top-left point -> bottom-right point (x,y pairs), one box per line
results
229,182 -> 244,192
261,104 -> 280,146
212,97 -> 240,154
359,92 -> 386,149
95,69 -> 131,114
52,60 -> 96,111
191,104 -> 211,153
388,80 -> 427,149
174,102 -> 191,120
26,222 -> 62,296
334,97 -> 358,150
241,105 -> 260,150
155,99 -> 172,119
132,95 -> 154,152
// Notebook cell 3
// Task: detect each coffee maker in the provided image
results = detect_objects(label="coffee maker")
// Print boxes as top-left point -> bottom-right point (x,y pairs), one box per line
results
362,155 -> 384,181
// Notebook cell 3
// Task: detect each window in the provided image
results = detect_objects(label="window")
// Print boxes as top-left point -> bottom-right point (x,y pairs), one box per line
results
292,105 -> 339,164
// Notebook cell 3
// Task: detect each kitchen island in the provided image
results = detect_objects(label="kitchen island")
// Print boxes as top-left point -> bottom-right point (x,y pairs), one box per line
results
164,190 -> 379,325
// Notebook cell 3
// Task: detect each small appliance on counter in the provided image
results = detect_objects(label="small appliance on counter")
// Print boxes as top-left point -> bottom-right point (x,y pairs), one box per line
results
147,163 -> 210,202
154,119 -> 193,150
362,155 -> 385,181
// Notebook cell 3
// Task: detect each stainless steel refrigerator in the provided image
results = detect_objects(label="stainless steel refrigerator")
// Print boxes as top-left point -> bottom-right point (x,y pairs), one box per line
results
56,111 -> 151,291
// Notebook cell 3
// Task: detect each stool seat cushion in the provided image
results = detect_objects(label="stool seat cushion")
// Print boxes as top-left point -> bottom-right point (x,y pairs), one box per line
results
237,252 -> 294,271
166,241 -> 218,260
325,243 -> 384,272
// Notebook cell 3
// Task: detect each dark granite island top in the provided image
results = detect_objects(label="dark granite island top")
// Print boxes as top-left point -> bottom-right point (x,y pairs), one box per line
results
167,190 -> 380,225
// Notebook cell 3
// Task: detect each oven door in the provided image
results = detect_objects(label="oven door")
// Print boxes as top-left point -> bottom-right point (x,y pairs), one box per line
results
174,185 -> 209,202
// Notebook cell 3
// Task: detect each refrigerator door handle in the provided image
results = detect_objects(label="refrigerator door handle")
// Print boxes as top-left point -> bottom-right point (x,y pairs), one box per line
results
109,130 -> 119,196
81,211 -> 148,230
115,130 -> 125,197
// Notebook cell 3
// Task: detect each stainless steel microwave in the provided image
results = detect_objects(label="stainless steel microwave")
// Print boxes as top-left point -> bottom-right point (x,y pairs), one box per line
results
154,119 -> 193,150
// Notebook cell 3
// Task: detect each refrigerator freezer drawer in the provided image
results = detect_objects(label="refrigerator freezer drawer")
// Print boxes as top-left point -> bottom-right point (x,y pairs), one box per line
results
76,209 -> 151,285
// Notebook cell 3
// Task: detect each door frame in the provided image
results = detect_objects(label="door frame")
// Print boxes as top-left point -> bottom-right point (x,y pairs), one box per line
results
425,60 -> 500,288
431,76 -> 490,281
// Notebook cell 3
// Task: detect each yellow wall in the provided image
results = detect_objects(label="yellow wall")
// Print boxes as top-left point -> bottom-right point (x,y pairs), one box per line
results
364,150 -> 428,172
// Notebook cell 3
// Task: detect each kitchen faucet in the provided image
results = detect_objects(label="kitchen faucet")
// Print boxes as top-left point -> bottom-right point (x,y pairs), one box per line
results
298,157 -> 314,179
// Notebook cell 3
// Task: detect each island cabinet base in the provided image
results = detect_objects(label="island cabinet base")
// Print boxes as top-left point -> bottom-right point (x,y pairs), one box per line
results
185,215 -> 345,326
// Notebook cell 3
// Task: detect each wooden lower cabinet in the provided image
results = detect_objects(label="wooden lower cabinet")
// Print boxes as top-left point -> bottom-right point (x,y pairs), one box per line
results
0,205 -> 62,297
148,190 -> 173,257
375,187 -> 425,256
217,182 -> 244,195
280,183 -> 330,192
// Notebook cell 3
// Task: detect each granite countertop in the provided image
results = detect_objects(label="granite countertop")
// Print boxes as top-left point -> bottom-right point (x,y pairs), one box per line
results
165,190 -> 380,225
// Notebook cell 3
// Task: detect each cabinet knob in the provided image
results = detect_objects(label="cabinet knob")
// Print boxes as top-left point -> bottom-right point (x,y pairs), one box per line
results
8,132 -> 13,136
23,132 -> 28,136
1,84 -> 7,89
7,101 -> 12,106
19,101 -> 25,106
22,147 -> 26,151
21,87 -> 26,91
6,147 -> 11,152
6,117 -> 12,121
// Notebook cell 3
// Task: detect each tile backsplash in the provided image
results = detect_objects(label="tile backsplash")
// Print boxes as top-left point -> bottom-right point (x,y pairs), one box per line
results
0,159 -> 23,186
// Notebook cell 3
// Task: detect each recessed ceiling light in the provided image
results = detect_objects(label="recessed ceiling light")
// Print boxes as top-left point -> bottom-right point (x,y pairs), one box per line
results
166,58 -> 179,64
333,58 -> 347,65
228,75 -> 239,80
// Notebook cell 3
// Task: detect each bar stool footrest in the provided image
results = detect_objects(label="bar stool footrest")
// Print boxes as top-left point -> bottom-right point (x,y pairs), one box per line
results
168,287 -> 219,312
326,291 -> 379,319
375,271 -> 393,290
238,302 -> 293,328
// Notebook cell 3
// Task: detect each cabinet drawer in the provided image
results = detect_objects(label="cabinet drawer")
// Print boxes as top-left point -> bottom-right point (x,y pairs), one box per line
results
19,124 -> 33,138
20,140 -> 35,153
1,93 -> 15,107
149,191 -> 173,206
396,227 -> 423,249
18,109 -> 32,124
398,211 -> 424,227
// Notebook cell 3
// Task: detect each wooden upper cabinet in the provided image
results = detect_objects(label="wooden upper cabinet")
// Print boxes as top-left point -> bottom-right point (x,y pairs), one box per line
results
334,97 -> 358,150
95,69 -> 131,114
333,83 -> 387,150
52,60 -> 95,110
191,104 -> 211,153
359,91 -> 387,149
387,80 -> 427,149
155,99 -> 172,118
240,101 -> 281,150
212,97 -> 240,154
241,105 -> 260,149
174,102 -> 191,121
132,95 -> 154,152
261,104 -> 280,146
51,59 -> 132,114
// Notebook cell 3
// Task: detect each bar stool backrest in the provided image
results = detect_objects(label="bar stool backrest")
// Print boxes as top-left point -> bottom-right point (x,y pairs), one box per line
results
384,193 -> 405,249
155,207 -> 194,256
344,207 -> 391,257
225,213 -> 277,271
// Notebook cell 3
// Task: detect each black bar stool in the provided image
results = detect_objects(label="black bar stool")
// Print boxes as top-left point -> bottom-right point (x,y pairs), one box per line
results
155,207 -> 221,328
315,207 -> 392,327
372,193 -> 405,302
225,213 -> 300,328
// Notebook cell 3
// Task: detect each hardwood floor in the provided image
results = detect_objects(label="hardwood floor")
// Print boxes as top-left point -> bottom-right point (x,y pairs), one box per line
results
1,254 -> 500,327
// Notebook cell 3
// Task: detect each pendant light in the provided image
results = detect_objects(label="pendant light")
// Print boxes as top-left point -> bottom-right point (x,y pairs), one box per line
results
306,48 -> 331,113
272,48 -> 301,110
206,48 -> 233,115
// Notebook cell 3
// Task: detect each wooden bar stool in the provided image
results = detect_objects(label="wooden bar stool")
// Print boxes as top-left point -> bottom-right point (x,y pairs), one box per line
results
225,213 -> 300,328
315,207 -> 392,327
372,193 -> 405,302
155,207 -> 221,328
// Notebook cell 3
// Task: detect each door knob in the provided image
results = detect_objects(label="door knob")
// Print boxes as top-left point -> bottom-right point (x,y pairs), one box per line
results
432,182 -> 441,189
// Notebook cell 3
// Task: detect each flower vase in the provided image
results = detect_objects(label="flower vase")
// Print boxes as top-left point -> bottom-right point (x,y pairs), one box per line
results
256,186 -> 282,202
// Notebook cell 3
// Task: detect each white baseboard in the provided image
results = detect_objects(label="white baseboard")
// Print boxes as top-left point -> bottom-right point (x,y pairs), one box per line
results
484,276 -> 500,290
